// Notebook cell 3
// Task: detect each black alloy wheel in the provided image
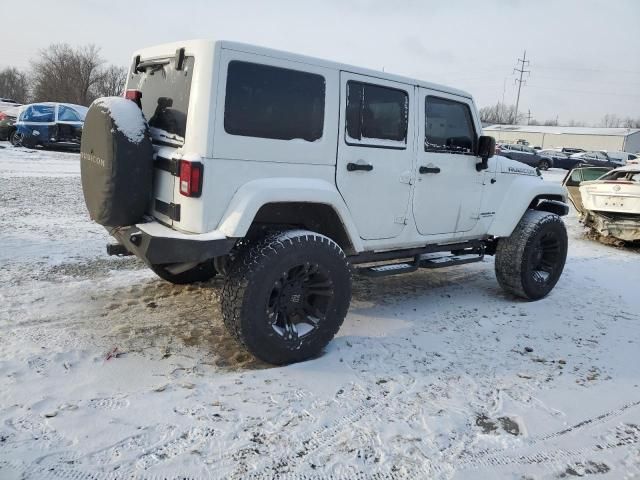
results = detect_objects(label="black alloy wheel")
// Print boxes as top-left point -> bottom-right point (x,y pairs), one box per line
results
267,262 -> 334,343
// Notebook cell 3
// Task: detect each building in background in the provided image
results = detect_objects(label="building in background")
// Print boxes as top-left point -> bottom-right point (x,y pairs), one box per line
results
484,125 -> 640,153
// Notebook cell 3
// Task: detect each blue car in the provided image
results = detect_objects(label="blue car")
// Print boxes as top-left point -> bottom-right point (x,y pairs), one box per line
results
11,102 -> 88,149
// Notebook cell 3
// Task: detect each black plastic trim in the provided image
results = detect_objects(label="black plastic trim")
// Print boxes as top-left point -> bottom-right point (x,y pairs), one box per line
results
155,156 -> 180,176
536,200 -> 570,217
155,199 -> 181,221
349,240 -> 483,265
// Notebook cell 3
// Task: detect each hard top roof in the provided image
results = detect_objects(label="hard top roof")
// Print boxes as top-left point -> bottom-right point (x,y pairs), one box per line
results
132,39 -> 473,100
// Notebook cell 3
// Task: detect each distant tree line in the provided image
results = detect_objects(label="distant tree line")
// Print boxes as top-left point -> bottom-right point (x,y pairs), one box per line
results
479,101 -> 640,128
0,43 -> 127,106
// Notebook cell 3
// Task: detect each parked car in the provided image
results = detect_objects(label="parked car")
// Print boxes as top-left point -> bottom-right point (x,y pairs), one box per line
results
0,98 -> 21,113
500,143 -> 554,170
605,151 -> 639,164
554,147 -> 585,155
569,150 -> 623,169
79,40 -> 569,365
563,165 -> 640,243
537,149 -> 581,170
0,106 -> 20,141
11,102 -> 88,149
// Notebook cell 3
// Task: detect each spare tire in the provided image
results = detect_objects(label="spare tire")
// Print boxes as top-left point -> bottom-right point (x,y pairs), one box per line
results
80,97 -> 153,227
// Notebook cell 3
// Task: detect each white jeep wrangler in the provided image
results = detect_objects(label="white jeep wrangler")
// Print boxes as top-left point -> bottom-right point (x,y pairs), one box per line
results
80,40 -> 569,365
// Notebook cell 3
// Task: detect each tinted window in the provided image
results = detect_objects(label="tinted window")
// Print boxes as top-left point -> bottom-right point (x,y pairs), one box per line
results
22,104 -> 55,123
127,56 -> 194,143
224,61 -> 325,142
346,81 -> 408,145
425,96 -> 476,154
57,105 -> 81,122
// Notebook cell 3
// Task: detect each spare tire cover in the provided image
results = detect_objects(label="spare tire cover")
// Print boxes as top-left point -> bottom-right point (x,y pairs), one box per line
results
80,97 -> 153,227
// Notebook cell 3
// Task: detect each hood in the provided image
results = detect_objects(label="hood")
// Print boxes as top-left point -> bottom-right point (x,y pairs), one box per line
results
494,155 -> 540,177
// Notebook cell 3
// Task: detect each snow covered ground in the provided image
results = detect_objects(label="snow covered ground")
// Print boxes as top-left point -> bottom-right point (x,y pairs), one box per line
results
0,142 -> 639,479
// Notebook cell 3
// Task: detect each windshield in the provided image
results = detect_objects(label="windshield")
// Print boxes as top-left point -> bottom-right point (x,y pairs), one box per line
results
126,56 -> 194,145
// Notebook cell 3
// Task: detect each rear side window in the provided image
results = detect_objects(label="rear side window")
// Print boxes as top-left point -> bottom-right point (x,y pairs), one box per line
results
425,96 -> 476,154
127,56 -> 194,144
346,81 -> 408,147
57,105 -> 81,122
22,104 -> 55,123
224,61 -> 325,142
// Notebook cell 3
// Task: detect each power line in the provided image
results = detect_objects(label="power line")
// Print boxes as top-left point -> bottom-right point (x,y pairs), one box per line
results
513,50 -> 530,124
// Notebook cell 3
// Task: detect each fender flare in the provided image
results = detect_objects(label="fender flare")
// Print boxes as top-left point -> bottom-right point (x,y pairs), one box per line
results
216,177 -> 364,252
487,178 -> 568,238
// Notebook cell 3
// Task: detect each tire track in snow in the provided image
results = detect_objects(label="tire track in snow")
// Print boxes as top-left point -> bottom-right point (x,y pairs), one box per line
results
456,401 -> 640,472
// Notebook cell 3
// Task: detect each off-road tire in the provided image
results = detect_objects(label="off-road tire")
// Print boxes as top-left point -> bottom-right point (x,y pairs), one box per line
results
150,260 -> 217,285
495,210 -> 567,300
221,230 -> 352,365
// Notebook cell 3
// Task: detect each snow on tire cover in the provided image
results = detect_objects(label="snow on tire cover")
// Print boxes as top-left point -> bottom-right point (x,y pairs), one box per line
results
80,97 -> 153,227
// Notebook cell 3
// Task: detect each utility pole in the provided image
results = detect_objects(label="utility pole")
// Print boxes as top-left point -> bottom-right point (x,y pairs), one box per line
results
513,50 -> 530,124
526,109 -> 532,125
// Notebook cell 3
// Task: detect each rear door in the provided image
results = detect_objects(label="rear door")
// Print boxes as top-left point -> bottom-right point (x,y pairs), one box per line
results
413,90 -> 484,235
336,73 -> 415,240
126,55 -> 195,226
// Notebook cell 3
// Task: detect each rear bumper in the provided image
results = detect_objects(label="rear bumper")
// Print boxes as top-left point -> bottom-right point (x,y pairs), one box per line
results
110,221 -> 236,265
584,211 -> 640,242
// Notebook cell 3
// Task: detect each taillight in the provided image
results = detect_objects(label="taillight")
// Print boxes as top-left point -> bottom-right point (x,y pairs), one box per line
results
0,112 -> 6,121
124,89 -> 142,108
179,161 -> 203,197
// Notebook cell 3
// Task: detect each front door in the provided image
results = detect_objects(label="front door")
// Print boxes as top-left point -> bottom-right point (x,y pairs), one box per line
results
336,72 -> 415,240
413,90 -> 484,235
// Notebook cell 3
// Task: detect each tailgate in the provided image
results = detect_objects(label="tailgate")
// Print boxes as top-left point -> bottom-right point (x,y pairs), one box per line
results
126,54 -> 195,226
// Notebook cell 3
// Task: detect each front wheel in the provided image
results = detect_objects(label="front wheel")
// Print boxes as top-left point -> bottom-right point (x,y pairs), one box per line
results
9,130 -> 23,147
221,230 -> 352,365
495,210 -> 567,300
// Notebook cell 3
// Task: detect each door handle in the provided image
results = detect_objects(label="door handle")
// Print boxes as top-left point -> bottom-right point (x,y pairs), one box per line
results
419,166 -> 441,174
347,162 -> 373,172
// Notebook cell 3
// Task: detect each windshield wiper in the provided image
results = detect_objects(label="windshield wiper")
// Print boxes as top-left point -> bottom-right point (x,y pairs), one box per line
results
135,59 -> 170,73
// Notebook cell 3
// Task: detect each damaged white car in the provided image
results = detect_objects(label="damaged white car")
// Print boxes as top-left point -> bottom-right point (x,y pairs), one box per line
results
563,165 -> 640,244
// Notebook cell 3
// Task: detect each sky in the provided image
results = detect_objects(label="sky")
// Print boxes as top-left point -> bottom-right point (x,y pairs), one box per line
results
3,0 -> 639,125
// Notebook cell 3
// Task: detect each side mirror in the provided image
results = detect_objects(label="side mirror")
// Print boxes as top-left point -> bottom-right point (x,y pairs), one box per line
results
476,135 -> 495,171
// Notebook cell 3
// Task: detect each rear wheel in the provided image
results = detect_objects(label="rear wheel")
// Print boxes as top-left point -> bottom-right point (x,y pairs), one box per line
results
538,158 -> 551,170
221,230 -> 352,365
150,260 -> 217,285
495,210 -> 567,300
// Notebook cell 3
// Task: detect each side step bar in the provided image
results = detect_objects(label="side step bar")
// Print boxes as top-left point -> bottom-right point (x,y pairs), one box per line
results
358,251 -> 484,278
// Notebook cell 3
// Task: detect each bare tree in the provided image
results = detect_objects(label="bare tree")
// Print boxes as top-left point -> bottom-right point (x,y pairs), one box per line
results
92,65 -> 128,98
31,43 -> 105,106
0,67 -> 30,103
621,117 -> 640,128
479,102 -> 516,125
543,118 -> 559,126
601,114 -> 622,128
